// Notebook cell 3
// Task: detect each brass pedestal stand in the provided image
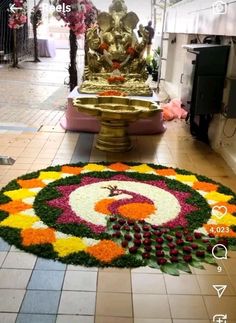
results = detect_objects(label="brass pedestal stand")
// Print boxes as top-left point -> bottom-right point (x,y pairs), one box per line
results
96,119 -> 132,152
73,96 -> 160,153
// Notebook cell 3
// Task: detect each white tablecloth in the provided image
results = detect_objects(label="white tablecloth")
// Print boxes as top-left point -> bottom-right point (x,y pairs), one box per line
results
37,38 -> 56,58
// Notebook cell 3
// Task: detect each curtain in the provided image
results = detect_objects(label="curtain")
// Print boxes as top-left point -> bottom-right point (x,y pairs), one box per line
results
0,0 -> 29,61
0,0 -> 13,54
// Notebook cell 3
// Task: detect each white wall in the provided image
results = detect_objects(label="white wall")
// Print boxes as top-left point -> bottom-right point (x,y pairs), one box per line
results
209,42 -> 236,172
162,33 -> 191,99
165,0 -> 236,36
162,31 -> 236,172
92,0 -> 152,26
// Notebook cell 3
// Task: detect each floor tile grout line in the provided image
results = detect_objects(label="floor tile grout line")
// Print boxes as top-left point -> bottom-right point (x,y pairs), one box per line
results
130,269 -> 134,323
0,249 -> 9,269
70,133 -> 94,164
17,290 -> 62,316
94,268 -> 99,321
0,268 -> 35,272
54,265 -> 67,320
0,284 -> 233,297
16,256 -> 37,318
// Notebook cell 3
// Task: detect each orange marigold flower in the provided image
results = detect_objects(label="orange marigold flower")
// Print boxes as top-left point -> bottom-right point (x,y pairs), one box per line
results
99,42 -> 109,51
61,166 -> 82,175
118,202 -> 156,220
107,76 -> 125,84
94,198 -> 115,215
0,200 -> 32,213
97,90 -> 127,97
112,61 -> 121,70
87,240 -> 125,263
17,179 -> 45,189
118,76 -> 125,81
127,47 -> 136,56
21,228 -> 56,246
108,162 -> 130,172
192,181 -> 218,192
156,169 -> 176,176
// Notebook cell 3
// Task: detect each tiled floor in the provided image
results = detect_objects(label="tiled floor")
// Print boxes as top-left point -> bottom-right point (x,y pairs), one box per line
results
0,50 -> 236,323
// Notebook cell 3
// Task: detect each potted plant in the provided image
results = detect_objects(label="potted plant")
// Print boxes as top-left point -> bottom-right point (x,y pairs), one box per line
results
146,47 -> 160,82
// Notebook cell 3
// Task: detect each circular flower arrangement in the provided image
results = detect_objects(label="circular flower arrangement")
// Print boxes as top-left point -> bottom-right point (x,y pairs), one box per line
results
0,162 -> 235,275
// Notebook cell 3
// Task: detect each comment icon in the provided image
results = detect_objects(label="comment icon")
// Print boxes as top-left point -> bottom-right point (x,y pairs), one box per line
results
212,244 -> 228,260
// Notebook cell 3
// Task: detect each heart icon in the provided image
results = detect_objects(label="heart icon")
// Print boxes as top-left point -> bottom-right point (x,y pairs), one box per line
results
212,205 -> 228,219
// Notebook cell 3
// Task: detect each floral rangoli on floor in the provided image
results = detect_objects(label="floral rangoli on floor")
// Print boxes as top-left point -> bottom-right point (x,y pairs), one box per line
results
0,162 -> 236,275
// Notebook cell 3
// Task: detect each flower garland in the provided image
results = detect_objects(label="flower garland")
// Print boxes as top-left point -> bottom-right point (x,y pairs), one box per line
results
97,90 -> 128,97
8,0 -> 27,29
53,0 -> 97,36
112,61 -> 121,70
107,76 -> 125,84
99,42 -> 109,52
0,162 -> 235,275
127,47 -> 136,57
52,0 -> 97,91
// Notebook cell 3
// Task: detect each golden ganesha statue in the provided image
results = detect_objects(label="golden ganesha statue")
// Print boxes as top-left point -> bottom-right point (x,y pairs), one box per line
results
79,0 -> 152,96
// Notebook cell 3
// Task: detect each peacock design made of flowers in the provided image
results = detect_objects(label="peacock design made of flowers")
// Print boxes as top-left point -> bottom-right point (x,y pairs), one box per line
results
94,185 -> 156,220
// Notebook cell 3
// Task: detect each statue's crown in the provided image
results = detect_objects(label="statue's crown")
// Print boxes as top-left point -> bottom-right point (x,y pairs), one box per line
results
109,0 -> 127,14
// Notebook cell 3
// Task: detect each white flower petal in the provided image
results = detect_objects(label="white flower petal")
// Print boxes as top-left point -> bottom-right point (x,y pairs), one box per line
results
208,219 -> 218,224
29,188 -> 42,193
195,227 -> 208,235
32,221 -> 48,229
182,181 -> 193,186
167,175 -> 177,180
207,200 -> 218,205
22,197 -> 35,205
197,190 -> 208,197
42,180 -> 55,185
19,208 -> 36,217
82,238 -> 99,246
55,232 -> 72,239
61,173 -> 74,178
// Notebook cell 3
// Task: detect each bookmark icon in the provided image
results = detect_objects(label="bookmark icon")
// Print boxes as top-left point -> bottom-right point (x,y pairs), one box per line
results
213,285 -> 227,298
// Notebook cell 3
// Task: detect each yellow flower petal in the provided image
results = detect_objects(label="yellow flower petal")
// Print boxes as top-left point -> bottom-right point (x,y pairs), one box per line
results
130,164 -> 154,173
4,189 -> 36,201
39,171 -> 62,180
83,164 -> 106,171
0,214 -> 40,229
212,213 -> 236,226
176,175 -> 198,183
53,237 -> 87,257
205,192 -> 233,202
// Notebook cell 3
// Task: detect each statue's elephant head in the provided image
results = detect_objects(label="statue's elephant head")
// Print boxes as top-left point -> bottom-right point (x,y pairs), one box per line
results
121,12 -> 139,33
97,12 -> 114,32
97,11 -> 139,34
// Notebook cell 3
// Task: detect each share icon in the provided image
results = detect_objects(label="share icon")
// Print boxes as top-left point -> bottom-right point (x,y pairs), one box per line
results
213,285 -> 227,298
